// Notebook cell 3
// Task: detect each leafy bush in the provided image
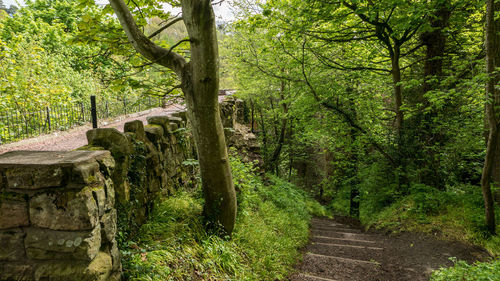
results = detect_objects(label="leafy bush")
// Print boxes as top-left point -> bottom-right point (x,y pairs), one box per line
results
431,258 -> 500,281
122,154 -> 328,280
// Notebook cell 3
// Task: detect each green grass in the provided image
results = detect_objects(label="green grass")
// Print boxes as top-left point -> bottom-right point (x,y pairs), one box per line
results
328,182 -> 500,281
431,258 -> 500,281
121,154 -> 328,280
357,184 -> 500,257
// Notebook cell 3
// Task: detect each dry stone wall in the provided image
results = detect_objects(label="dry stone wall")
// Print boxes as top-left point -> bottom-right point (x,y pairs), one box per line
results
0,97 -> 249,281
0,150 -> 120,281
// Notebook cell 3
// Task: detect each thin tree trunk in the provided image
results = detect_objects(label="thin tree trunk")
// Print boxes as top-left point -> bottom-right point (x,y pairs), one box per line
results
487,0 -> 500,207
481,127 -> 497,234
268,83 -> 288,172
391,45 -> 403,137
250,98 -> 255,133
481,0 -> 498,234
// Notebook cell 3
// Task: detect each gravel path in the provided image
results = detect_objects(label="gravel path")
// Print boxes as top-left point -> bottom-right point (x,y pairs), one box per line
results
0,103 -> 189,154
290,217 -> 490,281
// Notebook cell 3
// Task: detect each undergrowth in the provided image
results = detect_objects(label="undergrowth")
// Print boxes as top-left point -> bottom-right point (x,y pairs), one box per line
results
357,183 -> 500,257
121,153 -> 327,280
431,258 -> 500,281
330,172 -> 500,280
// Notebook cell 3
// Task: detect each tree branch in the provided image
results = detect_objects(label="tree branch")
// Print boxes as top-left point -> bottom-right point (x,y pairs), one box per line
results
109,0 -> 187,76
300,38 -> 395,165
148,17 -> 184,39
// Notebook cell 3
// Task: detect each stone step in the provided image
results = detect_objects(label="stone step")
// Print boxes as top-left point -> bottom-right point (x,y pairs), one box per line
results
296,272 -> 339,281
306,243 -> 384,262
311,229 -> 375,240
312,241 -> 383,251
311,235 -> 377,245
311,226 -> 362,233
294,252 -> 381,281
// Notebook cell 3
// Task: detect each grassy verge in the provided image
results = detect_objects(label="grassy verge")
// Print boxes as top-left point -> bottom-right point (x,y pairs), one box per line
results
121,154 -> 327,280
357,184 -> 500,256
330,182 -> 500,280
430,258 -> 500,281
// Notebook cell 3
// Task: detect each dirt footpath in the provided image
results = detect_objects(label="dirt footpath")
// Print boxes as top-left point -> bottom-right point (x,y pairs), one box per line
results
290,217 -> 490,281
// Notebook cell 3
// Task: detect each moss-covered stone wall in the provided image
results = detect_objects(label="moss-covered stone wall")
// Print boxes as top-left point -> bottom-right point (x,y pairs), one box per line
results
0,150 -> 120,281
0,97 -> 249,281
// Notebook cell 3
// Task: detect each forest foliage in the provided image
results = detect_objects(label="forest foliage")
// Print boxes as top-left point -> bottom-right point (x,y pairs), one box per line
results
223,0 -> 500,263
1,0 -> 500,278
0,0 -> 180,116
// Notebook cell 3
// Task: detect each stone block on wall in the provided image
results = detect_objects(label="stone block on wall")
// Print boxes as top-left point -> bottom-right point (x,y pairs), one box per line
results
30,187 -> 99,231
34,251 -> 112,281
0,263 -> 33,281
147,116 -> 172,134
172,110 -> 187,122
144,124 -> 165,144
86,129 -> 131,203
168,116 -> 183,127
25,226 -> 101,261
4,166 -> 65,190
0,151 -> 112,191
0,194 -> 29,229
124,120 -> 146,141
0,229 -> 26,261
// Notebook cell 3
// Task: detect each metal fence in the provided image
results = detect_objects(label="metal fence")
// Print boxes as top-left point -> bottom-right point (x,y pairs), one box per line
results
0,96 -> 163,144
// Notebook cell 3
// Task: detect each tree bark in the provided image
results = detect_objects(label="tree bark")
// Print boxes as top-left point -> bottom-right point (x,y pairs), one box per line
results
181,0 -> 236,234
267,83 -> 288,172
480,0 -> 498,235
416,2 -> 450,189
110,0 -> 237,235
391,45 -> 403,138
487,0 -> 500,208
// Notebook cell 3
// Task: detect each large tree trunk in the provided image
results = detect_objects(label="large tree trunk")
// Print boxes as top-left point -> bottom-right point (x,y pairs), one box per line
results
416,2 -> 450,189
182,0 -> 236,235
481,0 -> 498,235
110,0 -> 237,235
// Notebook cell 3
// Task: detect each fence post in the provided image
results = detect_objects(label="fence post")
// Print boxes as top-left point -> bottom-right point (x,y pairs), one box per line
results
105,101 -> 109,118
91,96 -> 98,129
80,102 -> 85,123
46,106 -> 51,132
123,98 -> 127,115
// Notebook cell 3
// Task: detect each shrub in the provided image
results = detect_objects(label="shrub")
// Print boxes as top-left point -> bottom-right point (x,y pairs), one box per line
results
431,258 -> 500,281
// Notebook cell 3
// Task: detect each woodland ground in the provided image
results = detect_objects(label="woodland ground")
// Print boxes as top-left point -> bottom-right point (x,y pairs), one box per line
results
290,217 -> 492,281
